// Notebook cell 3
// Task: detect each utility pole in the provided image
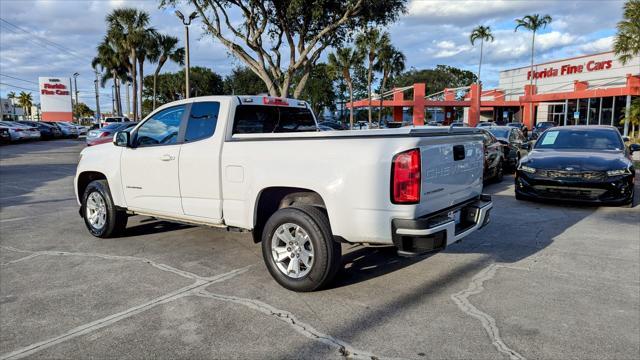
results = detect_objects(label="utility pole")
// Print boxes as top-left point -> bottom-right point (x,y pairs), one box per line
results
94,71 -> 101,123
73,72 -> 79,107
111,85 -> 115,115
125,81 -> 130,118
175,10 -> 198,99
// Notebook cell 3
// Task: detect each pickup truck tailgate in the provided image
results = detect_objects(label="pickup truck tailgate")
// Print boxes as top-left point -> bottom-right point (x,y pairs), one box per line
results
417,133 -> 484,215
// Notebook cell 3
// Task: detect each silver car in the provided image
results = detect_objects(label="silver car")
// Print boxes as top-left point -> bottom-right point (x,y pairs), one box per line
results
0,121 -> 41,141
51,122 -> 79,138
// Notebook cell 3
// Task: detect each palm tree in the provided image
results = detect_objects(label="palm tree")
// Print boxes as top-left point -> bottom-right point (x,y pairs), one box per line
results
106,8 -> 152,121
7,91 -> 16,119
17,92 -> 33,120
328,47 -> 363,130
470,25 -> 494,84
620,97 -> 640,138
92,37 -> 130,116
148,34 -> 185,110
515,14 -> 552,124
614,0 -> 640,65
356,28 -> 390,125
136,29 -> 158,117
374,45 -> 405,124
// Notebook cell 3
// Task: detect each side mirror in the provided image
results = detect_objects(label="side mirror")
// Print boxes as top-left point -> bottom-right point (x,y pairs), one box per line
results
113,131 -> 131,147
521,141 -> 531,150
622,136 -> 630,143
630,143 -> 640,154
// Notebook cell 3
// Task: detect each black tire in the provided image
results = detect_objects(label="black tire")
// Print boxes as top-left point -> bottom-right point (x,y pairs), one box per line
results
261,205 -> 341,292
515,191 -> 527,201
82,180 -> 127,238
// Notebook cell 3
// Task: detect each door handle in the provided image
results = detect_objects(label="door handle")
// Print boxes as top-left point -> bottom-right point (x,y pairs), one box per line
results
159,154 -> 175,161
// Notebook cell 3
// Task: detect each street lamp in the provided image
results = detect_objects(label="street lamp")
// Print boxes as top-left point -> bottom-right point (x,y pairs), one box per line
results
175,10 -> 198,99
72,72 -> 79,106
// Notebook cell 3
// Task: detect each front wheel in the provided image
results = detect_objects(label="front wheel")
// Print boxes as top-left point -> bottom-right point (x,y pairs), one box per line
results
261,205 -> 341,292
82,180 -> 127,238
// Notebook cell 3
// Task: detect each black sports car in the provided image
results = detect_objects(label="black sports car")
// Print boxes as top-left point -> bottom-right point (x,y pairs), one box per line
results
515,126 -> 639,205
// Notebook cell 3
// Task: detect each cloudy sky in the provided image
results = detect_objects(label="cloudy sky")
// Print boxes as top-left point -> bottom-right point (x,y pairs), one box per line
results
0,0 -> 625,112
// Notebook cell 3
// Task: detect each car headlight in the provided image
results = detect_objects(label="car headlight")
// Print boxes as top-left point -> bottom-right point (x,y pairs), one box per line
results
606,168 -> 631,177
518,165 -> 536,174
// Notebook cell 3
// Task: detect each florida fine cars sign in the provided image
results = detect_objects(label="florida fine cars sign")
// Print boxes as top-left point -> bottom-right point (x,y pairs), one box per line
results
39,77 -> 73,121
527,59 -> 613,80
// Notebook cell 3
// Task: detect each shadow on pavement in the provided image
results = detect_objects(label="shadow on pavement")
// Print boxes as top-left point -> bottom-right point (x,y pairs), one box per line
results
123,218 -> 194,237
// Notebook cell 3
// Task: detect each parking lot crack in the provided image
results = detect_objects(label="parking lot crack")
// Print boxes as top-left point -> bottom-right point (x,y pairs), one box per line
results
195,290 -> 379,360
0,265 -> 251,360
451,264 -> 528,360
0,246 -> 212,282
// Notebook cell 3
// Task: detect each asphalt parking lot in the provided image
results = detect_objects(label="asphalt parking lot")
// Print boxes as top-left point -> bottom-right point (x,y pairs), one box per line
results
1,139 -> 639,360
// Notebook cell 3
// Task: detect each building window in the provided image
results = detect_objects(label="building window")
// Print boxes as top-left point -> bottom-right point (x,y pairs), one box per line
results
613,96 -> 628,133
600,97 -> 613,126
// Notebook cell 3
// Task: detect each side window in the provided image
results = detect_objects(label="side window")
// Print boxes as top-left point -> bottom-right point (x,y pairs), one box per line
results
135,105 -> 184,147
232,105 -> 317,134
185,102 -> 220,142
508,130 -> 516,142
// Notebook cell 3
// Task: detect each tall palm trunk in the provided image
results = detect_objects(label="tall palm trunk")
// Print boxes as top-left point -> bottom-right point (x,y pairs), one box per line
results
138,60 -> 144,118
116,78 -> 122,116
478,40 -> 484,82
153,69 -> 159,110
367,55 -> 373,124
348,81 -> 354,130
378,71 -> 388,124
529,31 -> 536,126
130,50 -> 138,121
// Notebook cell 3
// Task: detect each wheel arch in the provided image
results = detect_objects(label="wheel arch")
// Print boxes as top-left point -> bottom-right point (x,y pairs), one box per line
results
251,187 -> 328,243
77,171 -> 108,201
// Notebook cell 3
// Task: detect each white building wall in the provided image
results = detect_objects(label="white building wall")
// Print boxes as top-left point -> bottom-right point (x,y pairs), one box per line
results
498,51 -> 640,101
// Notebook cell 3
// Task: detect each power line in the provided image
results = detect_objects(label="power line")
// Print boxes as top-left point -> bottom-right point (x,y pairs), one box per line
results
0,18 -> 86,58
0,74 -> 38,85
0,82 -> 38,92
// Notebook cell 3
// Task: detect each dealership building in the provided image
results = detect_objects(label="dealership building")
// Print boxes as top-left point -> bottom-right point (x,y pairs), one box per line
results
348,51 -> 640,135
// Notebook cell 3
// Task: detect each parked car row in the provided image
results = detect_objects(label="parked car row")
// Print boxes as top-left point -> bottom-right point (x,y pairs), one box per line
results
86,122 -> 137,146
0,120 -> 89,144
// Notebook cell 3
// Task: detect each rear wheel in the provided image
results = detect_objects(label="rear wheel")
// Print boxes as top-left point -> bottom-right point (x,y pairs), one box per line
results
261,205 -> 341,292
82,180 -> 127,238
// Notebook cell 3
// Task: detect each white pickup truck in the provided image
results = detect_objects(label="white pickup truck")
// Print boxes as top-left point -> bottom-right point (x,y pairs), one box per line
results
75,96 -> 492,291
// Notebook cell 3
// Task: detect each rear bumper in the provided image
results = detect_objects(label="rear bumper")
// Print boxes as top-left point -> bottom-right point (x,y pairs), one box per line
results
391,195 -> 492,256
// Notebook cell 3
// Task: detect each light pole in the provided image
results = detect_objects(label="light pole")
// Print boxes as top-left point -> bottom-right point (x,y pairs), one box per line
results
72,72 -> 79,106
175,10 -> 198,99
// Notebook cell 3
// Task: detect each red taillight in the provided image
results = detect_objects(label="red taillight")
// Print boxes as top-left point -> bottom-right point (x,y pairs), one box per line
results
391,148 -> 421,204
263,97 -> 289,106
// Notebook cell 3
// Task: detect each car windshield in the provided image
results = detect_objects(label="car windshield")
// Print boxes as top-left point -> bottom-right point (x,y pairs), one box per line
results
488,128 -> 510,139
102,123 -> 128,131
535,129 -> 623,150
537,122 -> 554,128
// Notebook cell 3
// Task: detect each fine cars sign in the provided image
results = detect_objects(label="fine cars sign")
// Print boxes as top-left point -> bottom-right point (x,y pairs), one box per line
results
39,77 -> 73,121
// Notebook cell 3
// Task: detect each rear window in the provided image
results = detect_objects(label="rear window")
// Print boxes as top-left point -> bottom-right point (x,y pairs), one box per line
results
232,105 -> 316,134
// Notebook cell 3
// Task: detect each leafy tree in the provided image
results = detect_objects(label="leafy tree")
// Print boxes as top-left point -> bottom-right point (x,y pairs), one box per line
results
142,66 -> 223,113
298,63 -> 337,118
374,44 -> 405,124
73,102 -> 95,118
223,66 -> 268,95
17,92 -> 33,119
6,91 -> 16,119
356,27 -> 390,124
395,65 -> 477,99
160,0 -> 406,98
328,47 -> 363,129
470,25 -> 494,84
148,34 -> 185,110
614,0 -> 640,65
